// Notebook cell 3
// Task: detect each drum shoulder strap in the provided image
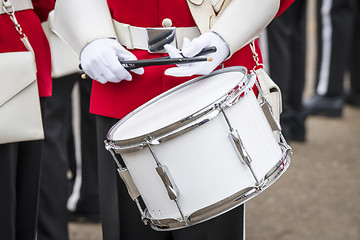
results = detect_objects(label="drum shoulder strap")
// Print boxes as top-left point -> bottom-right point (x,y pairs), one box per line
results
186,0 -> 232,33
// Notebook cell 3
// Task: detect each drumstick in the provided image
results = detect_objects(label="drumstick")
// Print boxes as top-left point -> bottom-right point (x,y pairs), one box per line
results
121,56 -> 212,70
156,46 -> 217,60
121,46 -> 216,70
80,56 -> 213,79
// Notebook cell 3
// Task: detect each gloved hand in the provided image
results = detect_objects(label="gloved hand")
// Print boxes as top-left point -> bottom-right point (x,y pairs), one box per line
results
80,38 -> 144,84
164,31 -> 230,77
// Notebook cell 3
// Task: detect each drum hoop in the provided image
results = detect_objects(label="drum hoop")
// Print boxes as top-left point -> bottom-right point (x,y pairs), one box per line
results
144,146 -> 291,231
108,66 -> 254,153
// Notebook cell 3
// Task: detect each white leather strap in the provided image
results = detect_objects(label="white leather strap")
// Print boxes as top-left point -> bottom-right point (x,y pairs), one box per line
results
53,0 -> 117,55
42,11 -> 80,78
112,20 -> 201,51
0,0 -> 33,14
187,0 -> 280,57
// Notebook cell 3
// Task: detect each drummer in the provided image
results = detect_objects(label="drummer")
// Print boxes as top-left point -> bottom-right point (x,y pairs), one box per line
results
52,0 -> 294,239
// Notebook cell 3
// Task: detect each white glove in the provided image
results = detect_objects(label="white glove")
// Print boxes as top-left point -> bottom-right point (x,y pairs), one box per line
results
80,38 -> 144,84
164,31 -> 230,77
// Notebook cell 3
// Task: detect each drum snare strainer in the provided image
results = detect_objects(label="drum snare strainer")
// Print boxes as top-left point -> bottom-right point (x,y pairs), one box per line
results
105,66 -> 291,231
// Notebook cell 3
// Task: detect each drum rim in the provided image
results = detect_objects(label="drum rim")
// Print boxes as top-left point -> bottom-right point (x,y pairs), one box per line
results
107,66 -> 254,153
144,146 -> 291,231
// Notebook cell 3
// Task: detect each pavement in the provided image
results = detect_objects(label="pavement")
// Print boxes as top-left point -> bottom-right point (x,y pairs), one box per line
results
69,1 -> 360,239
246,105 -> 360,240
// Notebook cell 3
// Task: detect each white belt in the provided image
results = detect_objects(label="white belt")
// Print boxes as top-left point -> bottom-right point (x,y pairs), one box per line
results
0,0 -> 33,14
112,20 -> 201,51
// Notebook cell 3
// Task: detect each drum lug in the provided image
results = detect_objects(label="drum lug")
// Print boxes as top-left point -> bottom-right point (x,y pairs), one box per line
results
105,140 -> 145,219
229,130 -> 251,165
218,107 -> 261,186
146,139 -> 188,224
105,140 -> 141,199
146,137 -> 180,201
260,99 -> 281,132
228,130 -> 260,185
117,168 -> 141,201
252,75 -> 282,133
155,165 -> 179,200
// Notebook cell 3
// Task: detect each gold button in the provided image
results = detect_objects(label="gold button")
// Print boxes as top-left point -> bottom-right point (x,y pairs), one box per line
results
162,18 -> 172,28
81,73 -> 88,79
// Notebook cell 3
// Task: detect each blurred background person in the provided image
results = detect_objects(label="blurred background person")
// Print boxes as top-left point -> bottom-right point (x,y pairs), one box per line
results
262,0 -> 308,142
346,0 -> 360,108
303,0 -> 356,117
37,7 -> 99,240
0,0 -> 52,239
65,78 -> 100,225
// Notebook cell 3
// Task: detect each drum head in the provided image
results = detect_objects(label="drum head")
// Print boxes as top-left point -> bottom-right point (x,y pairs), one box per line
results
108,67 -> 249,143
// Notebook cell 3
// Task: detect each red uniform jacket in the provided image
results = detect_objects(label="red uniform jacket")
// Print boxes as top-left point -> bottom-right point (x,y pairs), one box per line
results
90,0 -> 294,119
0,0 -> 54,97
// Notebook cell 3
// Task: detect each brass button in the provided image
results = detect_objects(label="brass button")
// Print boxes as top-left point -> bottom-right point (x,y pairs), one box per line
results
81,73 -> 88,79
162,18 -> 172,28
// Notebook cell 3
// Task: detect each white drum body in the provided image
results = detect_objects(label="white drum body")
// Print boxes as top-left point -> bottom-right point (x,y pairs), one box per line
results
107,67 -> 290,230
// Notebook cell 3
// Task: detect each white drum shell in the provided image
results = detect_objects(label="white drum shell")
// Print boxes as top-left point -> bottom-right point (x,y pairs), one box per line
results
119,90 -> 282,221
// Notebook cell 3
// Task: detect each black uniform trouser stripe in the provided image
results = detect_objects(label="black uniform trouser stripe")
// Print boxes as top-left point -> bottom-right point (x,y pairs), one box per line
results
316,0 -> 355,97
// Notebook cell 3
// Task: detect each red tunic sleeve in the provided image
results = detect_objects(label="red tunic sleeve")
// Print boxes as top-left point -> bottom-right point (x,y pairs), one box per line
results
31,0 -> 55,22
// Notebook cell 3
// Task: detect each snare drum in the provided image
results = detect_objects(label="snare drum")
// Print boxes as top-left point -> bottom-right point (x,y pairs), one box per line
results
105,67 -> 291,231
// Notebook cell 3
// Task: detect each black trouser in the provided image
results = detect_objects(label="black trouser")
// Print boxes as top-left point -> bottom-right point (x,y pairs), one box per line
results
0,98 -> 47,240
350,0 -> 360,93
72,77 -> 99,215
37,74 -> 98,240
96,115 -> 245,240
266,0 -> 307,136
315,0 -> 356,97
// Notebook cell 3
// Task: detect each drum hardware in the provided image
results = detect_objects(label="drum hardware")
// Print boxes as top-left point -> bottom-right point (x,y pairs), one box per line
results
145,137 -> 188,224
250,40 -> 284,142
145,139 -> 181,203
107,105 -> 218,154
249,41 -> 263,69
279,133 -> 292,157
253,76 -> 292,155
264,147 -> 290,184
104,140 -> 147,224
254,78 -> 282,132
260,99 -> 281,131
216,104 -> 260,186
105,67 -> 292,231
